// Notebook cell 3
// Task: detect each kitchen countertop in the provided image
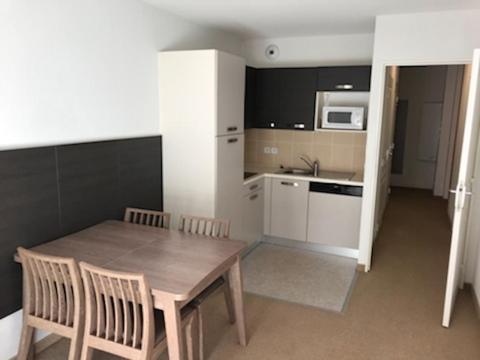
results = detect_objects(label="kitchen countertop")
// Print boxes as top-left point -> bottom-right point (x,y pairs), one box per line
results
244,166 -> 364,186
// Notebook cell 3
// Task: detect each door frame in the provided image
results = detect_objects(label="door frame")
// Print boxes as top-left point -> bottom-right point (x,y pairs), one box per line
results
359,59 -> 471,272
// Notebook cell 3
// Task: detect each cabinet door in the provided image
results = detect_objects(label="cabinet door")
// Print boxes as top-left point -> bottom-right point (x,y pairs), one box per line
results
270,178 -> 309,241
255,69 -> 284,129
242,187 -> 264,245
317,66 -> 372,91
280,68 -> 317,130
216,135 -> 244,239
244,66 -> 256,129
217,52 -> 245,136
255,68 -> 317,130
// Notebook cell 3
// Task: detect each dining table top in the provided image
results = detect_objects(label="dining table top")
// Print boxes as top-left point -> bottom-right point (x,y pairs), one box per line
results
14,220 -> 247,302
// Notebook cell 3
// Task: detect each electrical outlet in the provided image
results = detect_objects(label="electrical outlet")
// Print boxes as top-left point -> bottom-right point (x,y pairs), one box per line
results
264,147 -> 271,154
271,147 -> 278,155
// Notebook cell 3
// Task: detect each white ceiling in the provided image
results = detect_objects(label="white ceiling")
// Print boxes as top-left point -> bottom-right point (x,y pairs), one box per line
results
145,0 -> 480,39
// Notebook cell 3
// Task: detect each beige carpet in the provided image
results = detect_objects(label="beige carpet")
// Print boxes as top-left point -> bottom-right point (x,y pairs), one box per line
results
36,188 -> 480,360
242,243 -> 357,312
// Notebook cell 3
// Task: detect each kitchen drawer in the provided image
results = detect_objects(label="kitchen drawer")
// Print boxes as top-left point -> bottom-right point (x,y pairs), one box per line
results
269,178 -> 309,241
243,178 -> 263,196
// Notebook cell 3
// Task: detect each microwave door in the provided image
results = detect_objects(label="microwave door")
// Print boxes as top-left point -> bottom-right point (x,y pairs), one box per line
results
328,112 -> 352,124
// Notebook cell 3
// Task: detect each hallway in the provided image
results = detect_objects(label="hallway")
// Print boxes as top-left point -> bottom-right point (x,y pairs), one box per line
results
38,189 -> 480,360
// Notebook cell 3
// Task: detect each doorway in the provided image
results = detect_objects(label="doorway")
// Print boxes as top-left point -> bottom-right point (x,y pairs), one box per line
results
374,64 -> 470,238
371,62 -> 476,325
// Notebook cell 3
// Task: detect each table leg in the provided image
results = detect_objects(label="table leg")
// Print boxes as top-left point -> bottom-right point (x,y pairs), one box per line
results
228,256 -> 247,346
164,299 -> 184,360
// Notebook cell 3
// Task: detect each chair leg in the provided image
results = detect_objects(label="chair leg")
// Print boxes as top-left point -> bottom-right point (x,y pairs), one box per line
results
185,314 -> 195,360
222,275 -> 236,324
197,306 -> 204,360
67,332 -> 83,360
17,324 -> 35,360
79,343 -> 93,360
185,310 -> 201,360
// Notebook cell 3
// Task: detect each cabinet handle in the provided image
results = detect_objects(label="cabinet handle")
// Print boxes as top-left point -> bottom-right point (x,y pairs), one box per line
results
335,84 -> 353,90
227,138 -> 238,143
227,126 -> 238,132
280,181 -> 298,187
293,123 -> 305,129
249,184 -> 259,191
249,194 -> 259,201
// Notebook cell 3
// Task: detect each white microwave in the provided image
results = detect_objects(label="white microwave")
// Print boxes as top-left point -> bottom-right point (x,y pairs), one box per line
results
321,106 -> 365,130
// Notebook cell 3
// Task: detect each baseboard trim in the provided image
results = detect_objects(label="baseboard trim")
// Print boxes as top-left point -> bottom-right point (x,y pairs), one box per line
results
9,333 -> 62,360
356,264 -> 366,273
465,284 -> 480,319
262,235 -> 359,259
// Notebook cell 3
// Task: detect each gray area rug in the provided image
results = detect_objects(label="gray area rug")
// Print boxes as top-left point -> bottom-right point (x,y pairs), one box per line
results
242,243 -> 357,312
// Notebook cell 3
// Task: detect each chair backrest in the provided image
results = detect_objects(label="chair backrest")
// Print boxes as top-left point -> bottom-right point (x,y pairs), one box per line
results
178,215 -> 230,238
124,207 -> 171,229
17,247 -> 84,328
79,262 -> 154,359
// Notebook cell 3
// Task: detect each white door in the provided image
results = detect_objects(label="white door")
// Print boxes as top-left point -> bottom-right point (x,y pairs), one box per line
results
442,49 -> 480,327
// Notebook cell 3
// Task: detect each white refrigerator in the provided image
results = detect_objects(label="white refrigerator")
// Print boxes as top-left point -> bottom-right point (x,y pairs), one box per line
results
158,49 -> 245,239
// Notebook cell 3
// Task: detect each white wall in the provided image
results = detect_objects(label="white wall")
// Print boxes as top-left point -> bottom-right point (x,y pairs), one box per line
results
0,0 -> 242,151
360,9 -> 480,274
242,33 -> 374,67
0,0 -> 242,358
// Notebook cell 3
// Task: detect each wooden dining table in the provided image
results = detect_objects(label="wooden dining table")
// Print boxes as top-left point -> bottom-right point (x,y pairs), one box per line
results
14,220 -> 248,360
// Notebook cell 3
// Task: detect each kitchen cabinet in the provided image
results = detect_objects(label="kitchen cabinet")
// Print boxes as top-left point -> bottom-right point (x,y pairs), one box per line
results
159,50 -> 245,238
269,178 -> 309,241
255,68 -> 317,130
216,134 -> 245,239
317,66 -> 371,91
242,179 -> 264,246
244,66 -> 256,129
217,51 -> 245,136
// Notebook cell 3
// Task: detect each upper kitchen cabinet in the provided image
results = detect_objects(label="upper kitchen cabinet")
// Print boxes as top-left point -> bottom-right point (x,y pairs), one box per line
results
244,66 -> 256,129
217,52 -> 246,136
317,66 -> 372,91
255,67 -> 317,130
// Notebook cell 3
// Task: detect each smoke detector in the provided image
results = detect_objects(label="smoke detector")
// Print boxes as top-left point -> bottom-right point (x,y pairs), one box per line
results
265,44 -> 279,61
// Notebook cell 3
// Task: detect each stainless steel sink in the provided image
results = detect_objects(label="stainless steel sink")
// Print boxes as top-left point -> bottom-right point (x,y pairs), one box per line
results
276,168 -> 354,181
277,168 -> 313,175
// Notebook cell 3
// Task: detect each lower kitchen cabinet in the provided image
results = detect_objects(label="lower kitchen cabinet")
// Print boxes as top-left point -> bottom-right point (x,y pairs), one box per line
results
269,178 -> 309,241
242,179 -> 264,245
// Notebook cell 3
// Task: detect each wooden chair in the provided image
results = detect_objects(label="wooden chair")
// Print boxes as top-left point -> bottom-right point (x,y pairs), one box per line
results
124,207 -> 171,229
178,215 -> 230,238
178,215 -> 234,360
17,247 -> 85,360
79,262 -> 199,360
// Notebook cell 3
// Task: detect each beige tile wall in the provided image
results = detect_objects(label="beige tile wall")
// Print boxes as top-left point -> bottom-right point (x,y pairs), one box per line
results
245,129 -> 366,174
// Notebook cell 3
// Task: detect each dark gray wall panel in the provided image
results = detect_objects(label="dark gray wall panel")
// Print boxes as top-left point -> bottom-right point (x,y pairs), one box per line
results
0,147 -> 61,317
117,137 -> 162,214
0,136 -> 162,319
57,142 -> 120,234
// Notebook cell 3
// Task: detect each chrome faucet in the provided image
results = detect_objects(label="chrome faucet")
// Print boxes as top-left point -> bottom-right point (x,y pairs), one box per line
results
299,155 -> 320,177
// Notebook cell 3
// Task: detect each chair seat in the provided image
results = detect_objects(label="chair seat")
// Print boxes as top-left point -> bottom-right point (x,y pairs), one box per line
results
154,305 -> 196,342
191,276 -> 225,307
